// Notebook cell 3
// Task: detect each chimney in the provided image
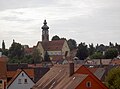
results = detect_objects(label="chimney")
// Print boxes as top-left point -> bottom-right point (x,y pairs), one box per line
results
0,52 -> 2,57
100,59 -> 102,67
69,63 -> 74,76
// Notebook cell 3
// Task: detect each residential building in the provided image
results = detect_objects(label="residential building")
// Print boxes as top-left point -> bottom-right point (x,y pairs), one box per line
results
36,20 -> 70,63
7,63 -> 50,83
32,63 -> 108,89
7,69 -> 35,89
0,53 -> 8,89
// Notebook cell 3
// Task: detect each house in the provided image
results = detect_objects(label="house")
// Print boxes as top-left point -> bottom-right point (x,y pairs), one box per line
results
7,63 -> 50,83
7,68 -> 34,83
36,20 -> 70,63
0,53 -> 8,89
111,59 -> 120,65
32,63 -> 108,89
7,69 -> 35,89
89,67 -> 106,82
85,59 -> 112,66
24,47 -> 34,55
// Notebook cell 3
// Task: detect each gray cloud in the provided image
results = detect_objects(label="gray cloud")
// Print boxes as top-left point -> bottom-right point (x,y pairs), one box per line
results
0,0 -> 120,48
1,16 -> 34,22
0,0 -> 56,11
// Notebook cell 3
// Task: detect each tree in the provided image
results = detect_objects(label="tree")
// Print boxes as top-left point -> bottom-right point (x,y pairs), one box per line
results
105,48 -> 118,59
90,52 -> 104,59
115,44 -> 120,54
105,67 -> 120,89
96,44 -> 106,52
60,38 -> 66,40
88,43 -> 95,55
117,45 -> 120,54
21,55 -> 33,64
109,42 -> 114,48
2,40 -> 5,50
8,41 -> 24,62
67,39 -> 77,50
1,40 -> 8,56
76,42 -> 88,60
51,35 -> 60,40
32,48 -> 42,64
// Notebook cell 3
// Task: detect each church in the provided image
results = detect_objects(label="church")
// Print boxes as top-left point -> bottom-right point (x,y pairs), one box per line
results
36,20 -> 70,63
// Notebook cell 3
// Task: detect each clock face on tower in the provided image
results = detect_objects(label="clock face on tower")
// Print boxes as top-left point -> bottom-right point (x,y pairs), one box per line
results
46,31 -> 48,34
42,31 -> 45,34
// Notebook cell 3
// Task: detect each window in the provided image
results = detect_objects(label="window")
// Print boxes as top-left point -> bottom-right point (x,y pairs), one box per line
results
86,81 -> 91,87
0,80 -> 2,84
24,79 -> 28,84
22,73 -> 24,77
18,79 -> 22,84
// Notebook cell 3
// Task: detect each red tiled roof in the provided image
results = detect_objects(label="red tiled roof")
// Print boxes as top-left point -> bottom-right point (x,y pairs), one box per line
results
50,55 -> 63,61
75,65 -> 93,75
32,64 -> 82,89
0,57 -> 7,79
24,47 -> 34,54
7,69 -> 35,88
111,59 -> 120,65
7,69 -> 34,79
89,68 -> 98,73
7,71 -> 16,78
38,40 -> 65,51
32,64 -> 108,89
7,69 -> 22,86
24,69 -> 34,78
75,65 -> 108,89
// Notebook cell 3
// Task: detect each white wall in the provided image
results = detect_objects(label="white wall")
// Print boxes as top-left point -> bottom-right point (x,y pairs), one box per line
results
8,71 -> 34,89
47,51 -> 62,55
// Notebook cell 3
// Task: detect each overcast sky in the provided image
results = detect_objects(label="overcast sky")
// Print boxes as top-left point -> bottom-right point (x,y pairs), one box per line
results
0,0 -> 120,48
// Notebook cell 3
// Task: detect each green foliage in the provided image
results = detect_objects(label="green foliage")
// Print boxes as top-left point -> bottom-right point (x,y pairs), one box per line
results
116,45 -> 120,54
8,58 -> 20,63
8,42 -> 24,59
105,67 -> 120,89
32,48 -> 42,63
2,49 -> 8,56
105,48 -> 118,59
51,35 -> 60,40
60,38 -> 66,40
96,44 -> 106,52
88,43 -> 95,55
67,39 -> 77,50
8,41 -> 43,64
2,40 -> 5,50
1,40 -> 8,56
76,42 -> 88,60
90,52 -> 104,59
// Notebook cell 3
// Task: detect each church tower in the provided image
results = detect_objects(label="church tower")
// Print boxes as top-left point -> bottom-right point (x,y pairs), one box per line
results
41,20 -> 49,42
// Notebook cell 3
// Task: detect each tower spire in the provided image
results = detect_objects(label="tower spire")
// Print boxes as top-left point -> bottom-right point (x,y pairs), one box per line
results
43,20 -> 47,25
41,20 -> 49,42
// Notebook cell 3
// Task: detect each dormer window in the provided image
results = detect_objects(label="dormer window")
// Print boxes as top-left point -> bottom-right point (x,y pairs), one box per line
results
86,81 -> 91,87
